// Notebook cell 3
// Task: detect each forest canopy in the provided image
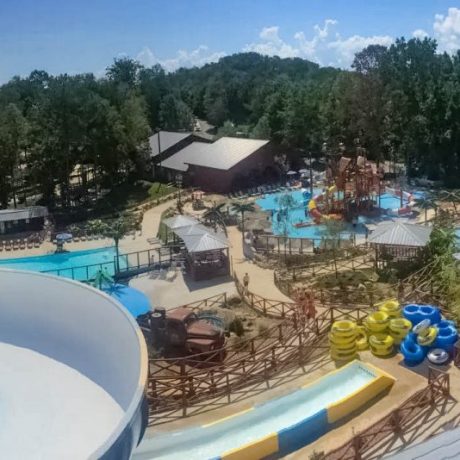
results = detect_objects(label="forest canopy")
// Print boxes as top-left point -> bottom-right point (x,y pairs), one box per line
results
1,36 -> 460,208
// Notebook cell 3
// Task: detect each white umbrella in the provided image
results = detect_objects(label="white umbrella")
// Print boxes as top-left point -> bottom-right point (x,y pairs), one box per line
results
287,170 -> 297,175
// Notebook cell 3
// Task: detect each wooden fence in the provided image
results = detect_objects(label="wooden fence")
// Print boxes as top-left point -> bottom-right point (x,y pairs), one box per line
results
253,233 -> 357,256
147,281 -> 373,423
325,367 -> 450,460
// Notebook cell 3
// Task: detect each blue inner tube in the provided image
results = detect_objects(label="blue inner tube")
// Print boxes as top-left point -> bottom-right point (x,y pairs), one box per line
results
400,337 -> 424,366
419,305 -> 441,324
403,304 -> 422,326
438,319 -> 456,330
433,325 -> 458,350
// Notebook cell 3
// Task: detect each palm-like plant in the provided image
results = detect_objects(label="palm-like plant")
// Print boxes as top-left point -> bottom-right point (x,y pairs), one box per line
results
437,190 -> 460,214
91,268 -> 114,290
203,202 -> 227,233
102,216 -> 133,273
415,195 -> 438,225
231,201 -> 255,237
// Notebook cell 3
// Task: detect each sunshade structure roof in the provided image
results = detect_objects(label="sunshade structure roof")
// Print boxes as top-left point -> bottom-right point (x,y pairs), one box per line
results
181,231 -> 228,253
162,214 -> 199,230
368,221 -> 432,247
0,206 -> 48,223
163,214 -> 228,254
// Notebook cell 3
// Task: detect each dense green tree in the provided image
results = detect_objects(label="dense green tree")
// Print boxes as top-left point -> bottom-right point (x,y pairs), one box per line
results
159,94 -> 193,131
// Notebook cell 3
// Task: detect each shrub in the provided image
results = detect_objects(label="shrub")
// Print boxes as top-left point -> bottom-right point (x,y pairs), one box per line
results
229,318 -> 245,336
258,322 -> 271,338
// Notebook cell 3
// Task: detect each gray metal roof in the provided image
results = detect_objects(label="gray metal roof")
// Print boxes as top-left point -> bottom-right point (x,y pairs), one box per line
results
0,206 -> 48,223
181,231 -> 228,253
185,137 -> 270,170
162,215 -> 199,229
161,137 -> 270,172
149,131 -> 191,158
368,221 -> 432,247
174,223 -> 209,239
160,142 -> 204,172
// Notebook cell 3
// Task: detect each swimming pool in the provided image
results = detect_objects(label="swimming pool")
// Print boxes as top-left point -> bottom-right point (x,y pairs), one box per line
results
256,189 -> 367,239
0,247 -> 126,281
135,361 -> 395,460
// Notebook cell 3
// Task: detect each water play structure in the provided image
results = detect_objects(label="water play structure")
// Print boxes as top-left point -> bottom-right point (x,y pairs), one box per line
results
135,361 -> 395,460
0,269 -> 148,459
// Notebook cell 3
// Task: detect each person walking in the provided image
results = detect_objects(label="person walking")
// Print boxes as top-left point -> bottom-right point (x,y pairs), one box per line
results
243,272 -> 250,295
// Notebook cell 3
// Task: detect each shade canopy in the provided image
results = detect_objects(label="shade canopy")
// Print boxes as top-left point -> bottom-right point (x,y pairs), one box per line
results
287,170 -> 297,175
182,231 -> 228,253
368,221 -> 432,247
56,233 -> 73,242
104,284 -> 152,318
163,215 -> 199,230
174,223 -> 209,239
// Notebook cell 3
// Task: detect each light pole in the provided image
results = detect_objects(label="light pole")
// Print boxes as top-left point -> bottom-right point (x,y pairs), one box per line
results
176,173 -> 183,208
308,151 -> 313,196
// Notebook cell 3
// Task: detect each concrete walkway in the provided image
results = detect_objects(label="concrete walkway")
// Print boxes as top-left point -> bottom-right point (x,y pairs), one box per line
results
227,226 -> 292,302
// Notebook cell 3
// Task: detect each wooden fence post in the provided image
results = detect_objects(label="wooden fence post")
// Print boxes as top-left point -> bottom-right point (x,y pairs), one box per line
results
180,362 -> 187,417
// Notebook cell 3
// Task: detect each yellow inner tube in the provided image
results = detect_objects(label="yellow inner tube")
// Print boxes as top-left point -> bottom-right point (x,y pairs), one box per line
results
417,327 -> 438,347
331,320 -> 357,339
369,334 -> 394,356
356,326 -> 368,351
379,300 -> 401,318
329,333 -> 356,347
389,318 -> 412,342
365,311 -> 389,332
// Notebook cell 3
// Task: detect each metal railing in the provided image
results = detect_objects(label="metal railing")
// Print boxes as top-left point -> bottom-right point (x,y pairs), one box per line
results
40,246 -> 182,281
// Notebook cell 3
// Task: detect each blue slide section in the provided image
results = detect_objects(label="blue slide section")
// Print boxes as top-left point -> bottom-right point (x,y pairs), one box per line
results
276,409 -> 329,458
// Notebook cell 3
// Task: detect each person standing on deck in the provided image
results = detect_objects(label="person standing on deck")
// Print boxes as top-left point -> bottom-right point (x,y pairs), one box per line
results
243,273 -> 250,295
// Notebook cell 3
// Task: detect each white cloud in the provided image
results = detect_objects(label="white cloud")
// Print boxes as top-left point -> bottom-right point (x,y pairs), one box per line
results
136,45 -> 226,72
433,7 -> 460,52
245,20 -> 393,68
328,34 -> 393,65
243,26 -> 299,58
412,29 -> 429,40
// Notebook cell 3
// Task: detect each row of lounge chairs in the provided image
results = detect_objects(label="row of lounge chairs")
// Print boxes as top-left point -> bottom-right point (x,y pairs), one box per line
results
228,183 -> 289,199
0,237 -> 42,251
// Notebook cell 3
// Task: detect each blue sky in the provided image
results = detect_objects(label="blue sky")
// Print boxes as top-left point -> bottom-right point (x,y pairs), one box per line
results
1,0 -> 459,82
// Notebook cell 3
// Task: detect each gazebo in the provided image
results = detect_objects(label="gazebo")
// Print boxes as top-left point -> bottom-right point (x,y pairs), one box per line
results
162,215 -> 230,280
161,215 -> 200,243
368,221 -> 432,264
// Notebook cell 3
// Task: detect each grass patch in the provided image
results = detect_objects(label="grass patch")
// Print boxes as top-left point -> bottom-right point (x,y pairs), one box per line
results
95,180 -> 177,214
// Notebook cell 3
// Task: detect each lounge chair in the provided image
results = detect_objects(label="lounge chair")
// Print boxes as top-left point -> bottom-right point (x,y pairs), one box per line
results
33,241 -> 40,248
19,239 -> 26,250
27,240 -> 33,249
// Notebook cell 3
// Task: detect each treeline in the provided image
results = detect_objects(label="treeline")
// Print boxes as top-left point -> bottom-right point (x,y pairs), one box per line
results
1,38 -> 460,210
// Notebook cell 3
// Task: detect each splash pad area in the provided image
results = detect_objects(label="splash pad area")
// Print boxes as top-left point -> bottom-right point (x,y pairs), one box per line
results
256,188 -> 419,240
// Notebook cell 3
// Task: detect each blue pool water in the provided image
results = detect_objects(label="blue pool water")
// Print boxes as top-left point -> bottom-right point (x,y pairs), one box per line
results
136,362 -> 376,460
0,247 -> 126,281
256,189 -> 412,239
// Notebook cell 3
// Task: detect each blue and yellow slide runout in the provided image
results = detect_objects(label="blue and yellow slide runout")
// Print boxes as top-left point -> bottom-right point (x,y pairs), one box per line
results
207,361 -> 395,460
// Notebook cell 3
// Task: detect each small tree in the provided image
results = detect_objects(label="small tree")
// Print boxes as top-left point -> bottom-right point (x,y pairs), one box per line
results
203,202 -> 227,233
91,268 -> 114,290
275,193 -> 296,237
231,202 -> 255,237
102,216 -> 133,273
415,195 -> 437,225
